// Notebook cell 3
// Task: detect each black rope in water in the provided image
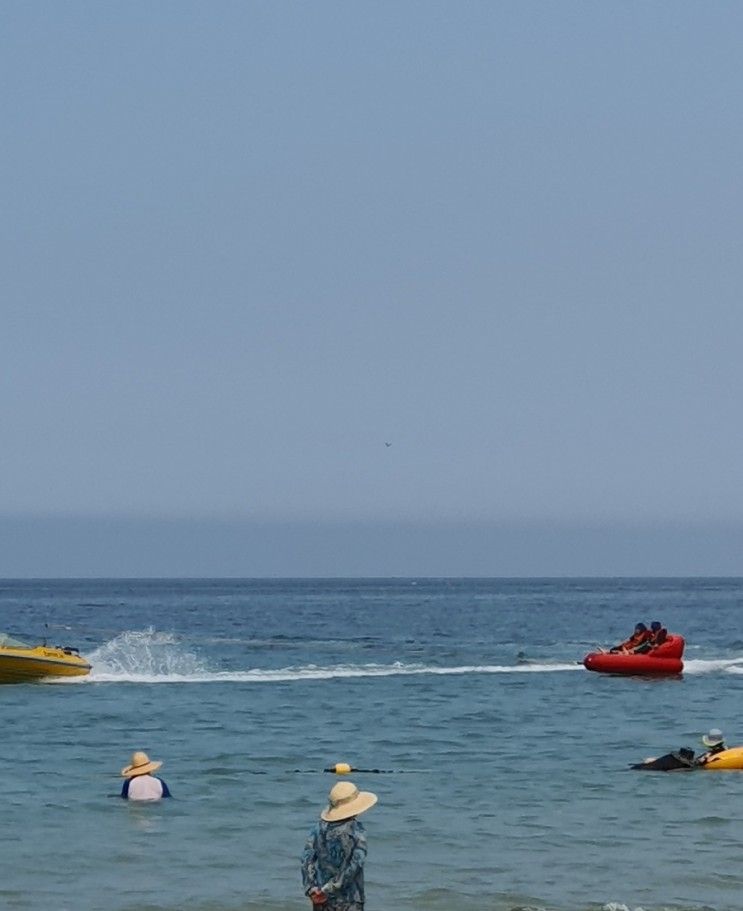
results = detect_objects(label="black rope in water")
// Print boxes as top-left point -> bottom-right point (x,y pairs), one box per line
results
323,765 -> 395,774
291,762 -> 429,774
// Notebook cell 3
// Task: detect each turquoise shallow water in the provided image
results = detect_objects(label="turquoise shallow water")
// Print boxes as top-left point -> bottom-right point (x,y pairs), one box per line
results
2,578 -> 743,911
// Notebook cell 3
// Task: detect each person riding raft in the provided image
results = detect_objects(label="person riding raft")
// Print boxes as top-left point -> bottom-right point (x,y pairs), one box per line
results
631,728 -> 728,771
696,729 -> 727,767
610,623 -> 653,654
632,621 -> 668,654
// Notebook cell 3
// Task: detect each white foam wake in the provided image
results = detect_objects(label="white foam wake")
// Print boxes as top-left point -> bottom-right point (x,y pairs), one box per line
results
84,628 -> 210,680
682,657 -> 743,674
64,628 -> 743,685
81,660 -> 584,685
44,628 -> 584,684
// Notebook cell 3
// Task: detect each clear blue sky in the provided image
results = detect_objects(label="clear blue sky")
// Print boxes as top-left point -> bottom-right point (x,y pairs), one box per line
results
2,2 -> 743,575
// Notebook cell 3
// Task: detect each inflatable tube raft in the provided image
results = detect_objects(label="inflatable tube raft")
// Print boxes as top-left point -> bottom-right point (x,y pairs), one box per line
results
699,747 -> 743,771
583,635 -> 684,676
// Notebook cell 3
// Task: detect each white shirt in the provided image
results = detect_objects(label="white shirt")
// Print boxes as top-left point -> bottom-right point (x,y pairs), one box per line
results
126,774 -> 165,801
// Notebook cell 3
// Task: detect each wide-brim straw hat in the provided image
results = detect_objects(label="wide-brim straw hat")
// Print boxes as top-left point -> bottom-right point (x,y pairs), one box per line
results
121,750 -> 163,778
321,781 -> 378,822
702,729 -> 724,748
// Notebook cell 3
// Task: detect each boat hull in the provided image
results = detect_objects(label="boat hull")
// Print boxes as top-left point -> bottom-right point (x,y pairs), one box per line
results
583,635 -> 685,676
0,647 -> 91,683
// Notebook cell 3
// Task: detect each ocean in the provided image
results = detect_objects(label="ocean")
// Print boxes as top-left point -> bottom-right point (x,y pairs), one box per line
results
2,577 -> 743,911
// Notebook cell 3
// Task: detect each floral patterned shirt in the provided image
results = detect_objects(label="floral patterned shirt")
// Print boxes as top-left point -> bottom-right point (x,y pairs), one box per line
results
301,817 -> 368,909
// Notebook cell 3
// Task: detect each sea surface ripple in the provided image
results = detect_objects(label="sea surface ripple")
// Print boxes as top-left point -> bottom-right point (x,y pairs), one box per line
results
1,578 -> 743,911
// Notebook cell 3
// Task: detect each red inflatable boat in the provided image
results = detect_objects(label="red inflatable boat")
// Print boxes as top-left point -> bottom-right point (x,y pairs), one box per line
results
583,635 -> 685,676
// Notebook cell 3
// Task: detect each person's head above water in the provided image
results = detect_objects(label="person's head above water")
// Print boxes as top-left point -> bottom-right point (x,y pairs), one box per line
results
701,729 -> 724,748
321,780 -> 378,822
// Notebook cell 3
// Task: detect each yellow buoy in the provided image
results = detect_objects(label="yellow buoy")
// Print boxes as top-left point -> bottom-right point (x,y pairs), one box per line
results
333,762 -> 352,774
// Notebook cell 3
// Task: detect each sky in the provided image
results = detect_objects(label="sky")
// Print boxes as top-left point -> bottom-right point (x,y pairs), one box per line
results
2,2 -> 743,576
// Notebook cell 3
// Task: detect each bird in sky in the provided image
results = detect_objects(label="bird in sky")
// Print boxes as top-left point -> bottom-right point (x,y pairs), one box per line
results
384,442 -> 392,447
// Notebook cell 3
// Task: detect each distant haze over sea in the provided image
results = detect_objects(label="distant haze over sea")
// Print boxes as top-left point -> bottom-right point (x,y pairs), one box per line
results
1,515 -> 742,577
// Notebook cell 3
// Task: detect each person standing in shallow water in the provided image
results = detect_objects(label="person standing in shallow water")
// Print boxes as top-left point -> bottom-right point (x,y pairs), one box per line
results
120,751 -> 172,800
301,780 -> 378,911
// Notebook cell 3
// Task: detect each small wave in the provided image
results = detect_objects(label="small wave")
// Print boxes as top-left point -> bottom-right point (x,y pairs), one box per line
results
200,635 -> 378,650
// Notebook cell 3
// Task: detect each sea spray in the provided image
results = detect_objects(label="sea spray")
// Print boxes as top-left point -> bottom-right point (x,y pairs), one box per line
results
86,627 -> 210,679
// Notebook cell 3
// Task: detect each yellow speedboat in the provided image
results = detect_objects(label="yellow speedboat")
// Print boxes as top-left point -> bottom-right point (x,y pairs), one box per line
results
0,632 -> 92,683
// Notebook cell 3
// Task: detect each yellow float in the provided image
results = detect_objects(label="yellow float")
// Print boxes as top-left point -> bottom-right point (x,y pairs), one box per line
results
699,746 -> 743,770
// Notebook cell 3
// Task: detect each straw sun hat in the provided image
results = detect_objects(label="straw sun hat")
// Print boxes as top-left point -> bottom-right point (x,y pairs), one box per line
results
701,729 -> 724,748
121,751 -> 163,778
321,781 -> 378,822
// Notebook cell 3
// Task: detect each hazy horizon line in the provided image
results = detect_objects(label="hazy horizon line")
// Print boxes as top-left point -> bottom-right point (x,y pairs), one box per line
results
2,514 -> 743,577
4,512 -> 743,528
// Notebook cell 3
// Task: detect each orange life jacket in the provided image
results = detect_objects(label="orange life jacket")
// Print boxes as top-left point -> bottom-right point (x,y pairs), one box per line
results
619,629 -> 652,652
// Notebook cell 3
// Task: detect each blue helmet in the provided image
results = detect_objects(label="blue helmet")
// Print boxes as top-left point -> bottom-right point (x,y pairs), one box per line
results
650,621 -> 662,632
635,622 -> 648,632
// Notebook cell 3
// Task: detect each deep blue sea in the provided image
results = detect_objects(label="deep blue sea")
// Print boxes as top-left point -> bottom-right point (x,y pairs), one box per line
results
2,578 -> 743,911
